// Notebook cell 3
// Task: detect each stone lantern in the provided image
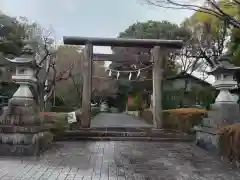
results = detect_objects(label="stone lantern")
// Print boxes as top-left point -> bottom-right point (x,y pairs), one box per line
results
8,44 -> 39,100
211,56 -> 240,104
208,55 -> 240,125
0,43 -> 53,156
195,55 -> 240,152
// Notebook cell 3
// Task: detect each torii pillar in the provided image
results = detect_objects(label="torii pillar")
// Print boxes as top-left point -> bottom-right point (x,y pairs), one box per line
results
151,46 -> 165,129
81,43 -> 93,128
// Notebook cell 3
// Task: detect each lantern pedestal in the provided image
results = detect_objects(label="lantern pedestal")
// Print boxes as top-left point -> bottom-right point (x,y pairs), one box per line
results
0,98 -> 52,156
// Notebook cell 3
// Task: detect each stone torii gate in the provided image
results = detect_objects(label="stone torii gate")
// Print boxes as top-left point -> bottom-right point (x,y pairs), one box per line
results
63,36 -> 183,129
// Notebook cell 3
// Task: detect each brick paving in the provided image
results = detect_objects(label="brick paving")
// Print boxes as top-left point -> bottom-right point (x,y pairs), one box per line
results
0,141 -> 239,179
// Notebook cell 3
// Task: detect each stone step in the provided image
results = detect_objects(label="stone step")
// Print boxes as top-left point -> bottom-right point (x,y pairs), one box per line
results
60,136 -> 195,142
0,124 -> 52,133
64,130 -> 188,138
80,127 -> 153,132
62,129 -> 193,142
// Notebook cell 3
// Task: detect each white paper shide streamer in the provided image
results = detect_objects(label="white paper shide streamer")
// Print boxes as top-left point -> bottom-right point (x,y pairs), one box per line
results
117,71 -> 120,79
108,70 -> 112,77
105,63 -> 152,80
137,70 -> 141,77
129,72 -> 132,80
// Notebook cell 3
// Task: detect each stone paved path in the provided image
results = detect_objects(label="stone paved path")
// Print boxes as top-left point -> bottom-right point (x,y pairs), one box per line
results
91,113 -> 152,127
0,141 -> 239,179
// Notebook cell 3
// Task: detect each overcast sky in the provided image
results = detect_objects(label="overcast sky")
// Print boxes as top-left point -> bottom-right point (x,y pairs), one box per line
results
0,0 -> 214,82
0,0 -> 194,52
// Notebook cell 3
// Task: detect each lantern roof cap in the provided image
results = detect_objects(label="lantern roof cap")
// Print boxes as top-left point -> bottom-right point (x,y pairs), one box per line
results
208,55 -> 240,75
5,43 -> 40,68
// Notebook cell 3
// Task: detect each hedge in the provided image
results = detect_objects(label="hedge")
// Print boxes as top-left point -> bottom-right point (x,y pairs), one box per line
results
40,112 -> 68,139
218,123 -> 240,163
162,108 -> 206,133
139,108 -> 206,133
51,106 -> 76,112
40,107 -> 100,134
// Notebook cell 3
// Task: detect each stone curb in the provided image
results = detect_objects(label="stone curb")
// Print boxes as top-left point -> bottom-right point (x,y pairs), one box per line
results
63,131 -> 190,138
59,136 -> 195,142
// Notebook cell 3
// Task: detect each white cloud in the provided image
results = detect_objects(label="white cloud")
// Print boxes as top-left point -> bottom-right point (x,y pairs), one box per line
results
0,0 -> 39,19
61,0 -> 76,12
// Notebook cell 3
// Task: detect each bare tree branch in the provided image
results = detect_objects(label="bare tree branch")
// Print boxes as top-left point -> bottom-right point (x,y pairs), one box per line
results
143,0 -> 240,28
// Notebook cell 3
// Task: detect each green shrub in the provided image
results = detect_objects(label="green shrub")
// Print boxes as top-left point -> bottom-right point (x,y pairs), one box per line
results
51,106 -> 75,112
133,92 -> 143,111
127,105 -> 138,111
42,113 -> 68,140
54,96 -> 65,106
163,108 -> 206,133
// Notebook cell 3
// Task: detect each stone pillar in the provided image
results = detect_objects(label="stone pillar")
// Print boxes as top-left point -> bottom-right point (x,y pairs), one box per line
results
81,43 -> 93,128
0,44 -> 53,156
151,46 -> 164,129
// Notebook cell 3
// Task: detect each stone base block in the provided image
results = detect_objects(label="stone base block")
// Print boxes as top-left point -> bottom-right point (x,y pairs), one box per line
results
0,97 -> 43,126
0,124 -> 52,133
195,126 -> 219,153
0,132 -> 53,156
0,144 -> 40,156
211,103 -> 240,125
0,131 -> 52,144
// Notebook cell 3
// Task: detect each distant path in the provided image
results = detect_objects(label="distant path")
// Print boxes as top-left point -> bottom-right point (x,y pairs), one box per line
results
91,113 -> 152,128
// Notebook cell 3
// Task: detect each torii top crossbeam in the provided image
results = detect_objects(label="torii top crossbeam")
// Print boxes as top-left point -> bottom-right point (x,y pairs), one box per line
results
63,36 -> 183,49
